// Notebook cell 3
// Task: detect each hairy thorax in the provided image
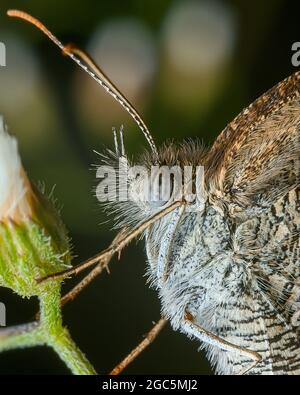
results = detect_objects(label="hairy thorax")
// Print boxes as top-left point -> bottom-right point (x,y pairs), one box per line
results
145,189 -> 300,374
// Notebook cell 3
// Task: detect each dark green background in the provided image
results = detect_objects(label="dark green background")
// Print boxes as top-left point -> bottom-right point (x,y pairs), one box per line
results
0,0 -> 298,375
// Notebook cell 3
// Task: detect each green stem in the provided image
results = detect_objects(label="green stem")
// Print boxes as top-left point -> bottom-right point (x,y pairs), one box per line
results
0,324 -> 43,352
50,327 -> 97,375
39,284 -> 97,375
0,284 -> 96,375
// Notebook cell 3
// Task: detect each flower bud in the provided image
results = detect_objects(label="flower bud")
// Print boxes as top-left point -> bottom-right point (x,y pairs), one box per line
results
0,118 -> 71,297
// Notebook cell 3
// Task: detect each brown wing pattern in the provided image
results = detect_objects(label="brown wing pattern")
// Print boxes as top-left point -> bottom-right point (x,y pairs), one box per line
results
205,71 -> 300,374
207,71 -> 300,214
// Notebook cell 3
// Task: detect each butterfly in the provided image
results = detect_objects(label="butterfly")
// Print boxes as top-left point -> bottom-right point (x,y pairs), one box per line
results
8,10 -> 300,375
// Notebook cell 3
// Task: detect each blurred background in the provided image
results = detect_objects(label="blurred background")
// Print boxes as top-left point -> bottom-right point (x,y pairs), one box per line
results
0,0 -> 298,375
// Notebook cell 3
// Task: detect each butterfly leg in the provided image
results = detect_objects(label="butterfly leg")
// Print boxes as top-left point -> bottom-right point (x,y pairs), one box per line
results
60,229 -> 127,307
110,318 -> 167,375
182,312 -> 261,375
39,200 -> 184,283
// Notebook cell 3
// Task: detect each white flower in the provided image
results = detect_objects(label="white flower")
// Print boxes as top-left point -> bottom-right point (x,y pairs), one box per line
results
0,117 -> 32,221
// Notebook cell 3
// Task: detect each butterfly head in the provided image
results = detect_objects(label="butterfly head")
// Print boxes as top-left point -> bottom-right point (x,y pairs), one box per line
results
97,137 -> 209,229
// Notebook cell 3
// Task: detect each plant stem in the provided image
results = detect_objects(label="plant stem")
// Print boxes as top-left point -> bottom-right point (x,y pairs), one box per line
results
0,324 -> 43,352
0,284 -> 97,375
50,327 -> 97,375
39,283 -> 97,375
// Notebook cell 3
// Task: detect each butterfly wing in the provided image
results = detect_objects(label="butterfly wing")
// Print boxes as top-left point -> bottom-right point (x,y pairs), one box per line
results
205,72 -> 300,374
207,71 -> 300,213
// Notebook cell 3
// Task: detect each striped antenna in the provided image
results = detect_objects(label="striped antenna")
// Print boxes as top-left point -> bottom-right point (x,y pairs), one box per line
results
7,9 -> 159,157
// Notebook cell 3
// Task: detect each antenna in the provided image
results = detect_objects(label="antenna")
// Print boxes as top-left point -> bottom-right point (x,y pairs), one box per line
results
7,9 -> 159,157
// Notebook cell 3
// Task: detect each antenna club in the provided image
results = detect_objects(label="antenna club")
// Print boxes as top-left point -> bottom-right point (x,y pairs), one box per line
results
7,9 -> 19,17
7,9 -> 158,156
7,9 -> 64,50
7,9 -> 38,26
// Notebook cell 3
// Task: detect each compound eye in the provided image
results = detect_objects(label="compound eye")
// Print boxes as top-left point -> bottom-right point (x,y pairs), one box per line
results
129,167 -> 183,209
147,172 -> 176,208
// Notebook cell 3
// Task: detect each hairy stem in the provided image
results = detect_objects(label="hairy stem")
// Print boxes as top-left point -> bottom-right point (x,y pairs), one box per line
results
49,327 -> 96,375
0,324 -> 43,352
39,284 -> 97,375
0,284 -> 96,375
